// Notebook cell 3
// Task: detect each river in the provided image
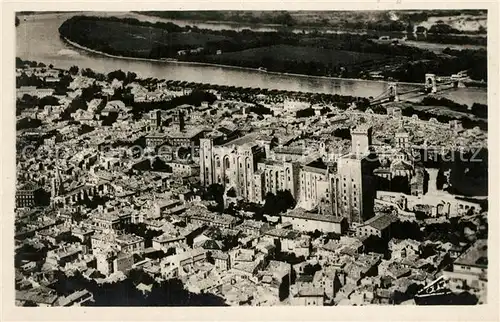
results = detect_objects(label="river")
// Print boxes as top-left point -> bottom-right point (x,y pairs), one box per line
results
16,12 -> 487,106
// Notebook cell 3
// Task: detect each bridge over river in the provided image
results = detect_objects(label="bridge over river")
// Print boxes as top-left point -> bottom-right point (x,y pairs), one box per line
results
369,71 -> 476,105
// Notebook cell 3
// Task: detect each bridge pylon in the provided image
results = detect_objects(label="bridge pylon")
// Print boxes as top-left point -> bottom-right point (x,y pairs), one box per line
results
425,74 -> 437,93
450,74 -> 466,88
388,82 -> 399,102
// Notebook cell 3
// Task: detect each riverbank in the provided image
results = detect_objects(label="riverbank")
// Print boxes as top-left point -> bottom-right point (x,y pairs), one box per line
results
61,36 -> 422,87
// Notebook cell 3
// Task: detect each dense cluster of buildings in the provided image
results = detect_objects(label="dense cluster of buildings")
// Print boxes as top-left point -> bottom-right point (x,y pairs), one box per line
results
15,62 -> 487,307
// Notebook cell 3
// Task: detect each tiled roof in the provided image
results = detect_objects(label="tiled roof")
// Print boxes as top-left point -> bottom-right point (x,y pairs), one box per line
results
361,213 -> 397,231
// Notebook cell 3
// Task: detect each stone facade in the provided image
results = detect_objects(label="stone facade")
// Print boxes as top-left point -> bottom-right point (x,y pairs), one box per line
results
200,126 -> 377,227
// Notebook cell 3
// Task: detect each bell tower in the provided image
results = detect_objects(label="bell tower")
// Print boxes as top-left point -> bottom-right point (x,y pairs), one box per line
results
388,82 -> 399,102
199,138 -> 214,186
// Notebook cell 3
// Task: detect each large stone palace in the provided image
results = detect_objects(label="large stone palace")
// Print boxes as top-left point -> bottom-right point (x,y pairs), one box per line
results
200,125 -> 383,226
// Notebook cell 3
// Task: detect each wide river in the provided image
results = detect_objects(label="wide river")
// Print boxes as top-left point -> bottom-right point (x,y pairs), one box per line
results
16,12 -> 487,106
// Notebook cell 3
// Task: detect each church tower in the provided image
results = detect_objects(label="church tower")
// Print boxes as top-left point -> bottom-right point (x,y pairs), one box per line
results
51,165 -> 64,203
395,123 -> 410,150
199,138 -> 214,186
350,124 -> 372,156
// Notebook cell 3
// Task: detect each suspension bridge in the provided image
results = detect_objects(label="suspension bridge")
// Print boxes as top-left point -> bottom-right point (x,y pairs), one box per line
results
369,71 -> 470,105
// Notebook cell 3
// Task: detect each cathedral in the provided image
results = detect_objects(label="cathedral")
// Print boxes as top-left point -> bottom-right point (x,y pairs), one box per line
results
373,123 -> 426,196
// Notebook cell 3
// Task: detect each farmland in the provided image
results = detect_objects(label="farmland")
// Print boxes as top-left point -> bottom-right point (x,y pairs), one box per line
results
209,45 -> 388,66
198,45 -> 394,75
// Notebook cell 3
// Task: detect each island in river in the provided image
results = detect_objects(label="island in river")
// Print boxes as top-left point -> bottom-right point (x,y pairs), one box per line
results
58,15 -> 488,84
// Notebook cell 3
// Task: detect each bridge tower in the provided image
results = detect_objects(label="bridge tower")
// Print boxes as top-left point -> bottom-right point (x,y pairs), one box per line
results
425,74 -> 437,93
450,74 -> 465,88
388,82 -> 399,102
